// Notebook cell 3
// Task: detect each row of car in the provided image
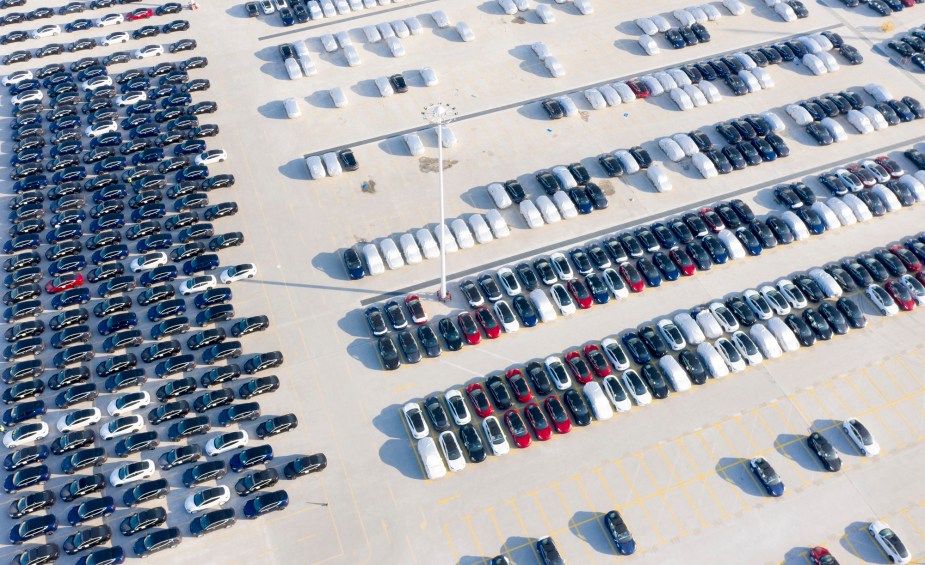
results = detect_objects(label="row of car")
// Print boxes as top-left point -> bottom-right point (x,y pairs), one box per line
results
400,232 -> 925,484
0,0 -> 168,18
1,15 -> 189,47
839,0 -> 917,18
247,0 -> 407,27
3,30 -> 196,65
883,23 -> 925,73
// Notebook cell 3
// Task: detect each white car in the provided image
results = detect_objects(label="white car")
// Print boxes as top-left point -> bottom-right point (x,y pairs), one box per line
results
723,0 -> 746,14
179,275 -> 218,295
841,193 -> 873,222
493,301 -> 519,333
786,104 -> 814,126
457,22 -> 475,42
86,121 -> 118,138
402,402 -> 429,439
549,284 -> 576,316
205,430 -> 249,456
761,111 -> 786,132
866,284 -> 899,316
57,408 -> 103,432
692,153 -> 718,179
185,486 -> 232,514
536,3 -> 555,23
130,252 -> 168,273
638,34 -> 659,56
635,17 -> 657,35
398,234 -> 422,265
658,138 -> 685,162
133,45 -> 164,59
650,14 -> 672,31
414,229 -> 439,260
496,268 -> 521,296
305,155 -> 325,179
602,268 -> 628,299
260,0 -> 275,13
363,25 -> 382,43
3,70 -> 33,87
520,200 -> 544,229
107,391 -> 151,417
343,45 -> 361,66
101,415 -> 145,440
549,253 -> 573,280
220,263 -> 256,284
776,279 -> 808,309
683,84 -> 708,107
544,356 -> 572,390
468,214 -> 493,244
708,303 -> 739,333
714,338 -> 746,372
693,308 -> 724,340
552,191 -> 578,219
843,418 -> 880,456
444,390 -> 471,426
321,152 -> 342,177
450,218 -> 474,249
865,83 -> 893,103
431,9 -> 451,28
647,164 -> 672,192
485,210 -> 510,238
672,313 -> 706,344
759,285 -> 792,316
555,95 -> 578,116
668,68 -> 692,87
110,460 -> 156,487
481,416 -> 510,456
602,375 -> 632,412
673,8 -> 696,25
656,319 -> 687,351
95,13 -> 125,26
868,521 -> 911,564
420,67 -> 438,87
31,24 -> 60,39
860,106 -> 889,130
820,118 -> 846,143
438,431 -> 466,472
658,356 -> 692,392
767,317 -> 800,353
748,324 -> 783,359
3,422 -> 49,448
11,90 -> 43,106
102,31 -> 129,46
640,75 -> 664,96
613,82 -> 636,103
600,338 -> 631,371
808,268 -> 843,298
775,2 -> 797,21
545,56 -> 565,78
598,84 -> 621,106
743,289 -> 773,320
697,80 -> 723,104
115,91 -> 147,107
621,370 -> 652,406
584,88 -> 606,110
654,71 -> 677,91
195,149 -> 227,166
901,274 -> 925,305
730,331 -> 763,365
82,76 -> 112,92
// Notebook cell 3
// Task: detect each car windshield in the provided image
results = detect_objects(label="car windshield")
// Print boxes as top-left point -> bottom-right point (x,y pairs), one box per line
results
444,436 -> 461,459
605,379 -> 626,401
605,344 -> 628,365
549,362 -> 568,384
408,410 -> 425,432
626,371 -> 646,395
552,286 -> 570,304
852,422 -> 873,444
527,406 -> 548,429
568,393 -> 588,415
485,419 -> 503,442
757,461 -> 780,484
214,433 -> 241,450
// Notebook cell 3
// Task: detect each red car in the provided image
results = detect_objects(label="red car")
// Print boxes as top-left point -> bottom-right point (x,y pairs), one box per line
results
583,344 -> 611,377
619,263 -> 645,293
404,295 -> 428,324
890,245 -> 922,272
524,403 -> 551,441
699,208 -> 725,233
474,306 -> 501,339
565,350 -> 593,384
126,8 -> 153,20
874,155 -> 904,178
917,271 -> 925,288
544,396 -> 571,434
885,280 -> 916,311
504,409 -> 531,448
45,273 -> 83,293
625,78 -> 650,99
809,546 -> 838,565
505,368 -> 532,403
567,279 -> 593,309
457,312 -> 481,345
466,383 -> 493,418
847,164 -> 876,187
670,248 -> 696,276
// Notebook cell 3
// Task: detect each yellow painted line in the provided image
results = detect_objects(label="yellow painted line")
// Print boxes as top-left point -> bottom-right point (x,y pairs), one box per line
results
614,460 -> 666,544
463,515 -> 488,563
675,437 -> 731,519
875,362 -> 910,396
900,509 -> 925,542
634,454 -> 688,536
553,484 -> 597,565
694,430 -> 749,512
862,526 -> 891,563
485,507 -> 508,550
380,518 -> 391,546
438,494 -> 461,505
387,482 -> 399,510
715,423 -> 767,495
767,401 -> 825,479
838,376 -> 904,448
656,444 -> 710,528
505,498 -> 544,563
840,533 -> 862,558
873,366 -> 923,440
528,490 -> 556,533
393,382 -> 417,393
752,408 -> 808,487
572,474 -> 616,547
404,533 -> 418,563
419,507 -> 427,530
442,523 -> 460,563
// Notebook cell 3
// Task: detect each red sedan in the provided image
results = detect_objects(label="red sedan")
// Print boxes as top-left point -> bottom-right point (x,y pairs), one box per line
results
809,547 -> 837,565
466,383 -> 493,418
699,208 -> 725,233
619,263 -> 645,293
404,295 -> 428,324
890,245 -> 922,272
524,403 -> 551,441
670,248 -> 697,276
505,368 -> 532,403
567,279 -> 593,309
917,271 -> 925,288
625,78 -> 650,99
504,409 -> 531,448
565,350 -> 593,384
474,306 -> 501,339
126,8 -> 153,20
544,396 -> 571,434
886,280 -> 916,311
457,312 -> 481,345
583,344 -> 611,377
45,273 -> 83,294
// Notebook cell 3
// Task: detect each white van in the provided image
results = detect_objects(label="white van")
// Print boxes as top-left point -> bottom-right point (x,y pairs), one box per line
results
284,98 -> 301,119
825,197 -> 857,226
404,133 -> 424,156
808,268 -> 843,298
398,233 -> 423,264
673,312 -> 706,344
487,183 -> 512,209
552,166 -> 577,189
841,194 -> 873,222
614,150 -> 640,174
450,218 -> 475,249
519,200 -> 544,229
748,323 -> 783,359
583,382 -> 613,421
330,87 -> 348,108
285,58 -> 303,80
778,211 -> 810,241
529,289 -> 557,323
552,191 -> 578,219
535,195 -> 562,224
658,355 -> 692,392
696,342 -> 729,378
414,228 -> 440,259
417,437 -> 447,480
432,225 -> 459,253
468,214 -> 493,244
717,229 -> 746,260
693,308 -> 723,339
767,317 -> 800,353
379,238 -> 405,269
647,164 -> 671,192
305,155 -> 326,179
485,209 -> 510,238
361,243 -> 385,275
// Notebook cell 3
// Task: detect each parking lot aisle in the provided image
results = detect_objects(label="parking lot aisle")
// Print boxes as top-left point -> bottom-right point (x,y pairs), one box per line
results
595,465 -> 665,545
631,455 -> 687,541
490,501 -> 544,563
753,405 -> 814,488
550,482 -> 600,564
824,378 -> 906,450
854,368 -> 921,445
899,506 -> 925,545
672,436 -> 732,521
692,428 -> 751,512
653,443 -> 711,530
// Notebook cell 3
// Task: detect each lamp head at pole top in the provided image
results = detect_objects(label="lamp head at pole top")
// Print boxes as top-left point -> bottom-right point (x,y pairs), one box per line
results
422,102 -> 458,124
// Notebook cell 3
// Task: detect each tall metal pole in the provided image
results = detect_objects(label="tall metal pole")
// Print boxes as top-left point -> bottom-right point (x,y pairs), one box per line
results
422,103 -> 457,302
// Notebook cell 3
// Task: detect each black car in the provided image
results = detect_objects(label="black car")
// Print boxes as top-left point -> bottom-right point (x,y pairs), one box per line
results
120,506 -> 167,536
9,489 -> 55,519
124,479 -> 170,507
59,473 -> 105,502
133,527 -> 181,557
183,460 -> 226,487
61,447 -> 107,475
238,375 -> 280,399
563,389 -> 591,426
283,454 -> 327,478
255,413 -> 297,438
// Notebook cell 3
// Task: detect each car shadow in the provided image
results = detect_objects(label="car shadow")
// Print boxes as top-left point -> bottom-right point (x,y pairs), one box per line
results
507,44 -> 550,79
568,511 -> 614,555
254,44 -> 282,63
345,336 -> 384,370
783,545 -> 814,565
350,79 -> 384,99
277,157 -> 309,180
812,419 -> 858,456
841,521 -> 886,563
613,37 -> 647,56
337,308 -> 372,338
256,100 -> 288,120
376,136 -> 411,157
305,89 -> 337,109
377,436 -> 425,480
459,185 -> 492,210
258,61 -> 291,81
774,432 -> 824,472
476,1 -> 508,15
223,4 -> 252,19
515,101 -> 555,122
456,557 -> 489,565
500,536 -> 538,562
614,20 -> 642,36
716,456 -> 764,497
310,250 -> 350,281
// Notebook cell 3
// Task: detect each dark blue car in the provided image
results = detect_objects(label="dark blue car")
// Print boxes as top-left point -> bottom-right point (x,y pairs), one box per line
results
603,510 -> 636,555
635,257 -> 662,287
342,248 -> 364,280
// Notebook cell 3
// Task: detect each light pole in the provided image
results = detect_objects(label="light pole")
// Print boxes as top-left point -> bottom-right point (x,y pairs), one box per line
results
421,102 -> 458,302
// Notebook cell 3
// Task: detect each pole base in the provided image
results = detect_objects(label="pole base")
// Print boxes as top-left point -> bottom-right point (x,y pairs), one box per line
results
437,289 -> 452,302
